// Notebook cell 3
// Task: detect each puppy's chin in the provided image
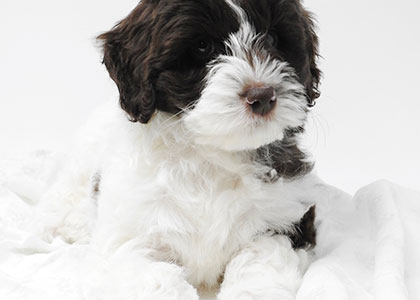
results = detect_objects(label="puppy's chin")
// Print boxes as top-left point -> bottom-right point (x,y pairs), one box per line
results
183,98 -> 306,152
193,130 -> 284,152
183,115 -> 285,152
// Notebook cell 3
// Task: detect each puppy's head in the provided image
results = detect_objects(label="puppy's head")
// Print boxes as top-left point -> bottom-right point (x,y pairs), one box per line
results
98,0 -> 320,151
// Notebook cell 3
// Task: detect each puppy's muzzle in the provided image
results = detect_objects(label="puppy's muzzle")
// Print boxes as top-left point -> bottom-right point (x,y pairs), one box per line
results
243,86 -> 276,116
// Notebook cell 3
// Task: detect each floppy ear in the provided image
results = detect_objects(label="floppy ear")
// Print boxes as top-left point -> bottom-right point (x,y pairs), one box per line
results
300,7 -> 321,106
97,1 -> 158,123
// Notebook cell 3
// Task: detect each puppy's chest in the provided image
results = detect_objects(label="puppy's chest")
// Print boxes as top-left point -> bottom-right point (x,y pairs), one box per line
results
150,168 -> 265,240
150,200 -> 260,287
144,167 -> 272,286
120,151 -> 292,286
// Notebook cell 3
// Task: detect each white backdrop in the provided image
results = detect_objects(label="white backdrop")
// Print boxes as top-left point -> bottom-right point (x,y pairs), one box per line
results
1,0 -> 419,194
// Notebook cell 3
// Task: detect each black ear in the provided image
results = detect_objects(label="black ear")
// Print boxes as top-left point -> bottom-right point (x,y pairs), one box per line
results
97,1 -> 157,123
300,8 -> 321,106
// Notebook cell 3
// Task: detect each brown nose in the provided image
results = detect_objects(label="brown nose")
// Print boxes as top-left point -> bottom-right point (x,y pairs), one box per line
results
244,86 -> 276,116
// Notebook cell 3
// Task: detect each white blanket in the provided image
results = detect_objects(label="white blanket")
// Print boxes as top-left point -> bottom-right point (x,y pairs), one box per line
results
0,151 -> 419,300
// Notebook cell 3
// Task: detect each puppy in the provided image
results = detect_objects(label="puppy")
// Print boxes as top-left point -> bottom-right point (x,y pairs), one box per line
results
41,0 -> 322,298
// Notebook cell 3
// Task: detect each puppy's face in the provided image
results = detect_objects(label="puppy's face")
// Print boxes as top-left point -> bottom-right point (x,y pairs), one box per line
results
99,0 -> 320,151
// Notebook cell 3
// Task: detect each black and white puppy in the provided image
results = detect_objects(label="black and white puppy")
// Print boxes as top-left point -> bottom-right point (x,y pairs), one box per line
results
42,0 -> 321,298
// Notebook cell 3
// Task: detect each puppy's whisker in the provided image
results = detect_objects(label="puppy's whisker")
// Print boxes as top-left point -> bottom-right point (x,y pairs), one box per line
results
157,102 -> 197,132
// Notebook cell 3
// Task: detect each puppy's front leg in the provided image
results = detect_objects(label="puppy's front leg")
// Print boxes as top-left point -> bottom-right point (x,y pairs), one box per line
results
218,235 -> 309,300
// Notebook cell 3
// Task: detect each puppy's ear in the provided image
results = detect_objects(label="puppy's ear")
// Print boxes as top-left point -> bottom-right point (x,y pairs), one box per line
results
299,5 -> 321,106
97,1 -> 158,123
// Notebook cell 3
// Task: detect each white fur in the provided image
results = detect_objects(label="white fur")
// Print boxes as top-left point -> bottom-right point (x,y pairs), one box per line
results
218,235 -> 310,300
184,21 -> 307,151
39,5 -> 318,298
39,105 -> 319,298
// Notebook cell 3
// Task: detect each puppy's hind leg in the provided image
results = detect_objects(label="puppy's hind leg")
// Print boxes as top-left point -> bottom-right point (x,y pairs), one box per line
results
37,159 -> 99,244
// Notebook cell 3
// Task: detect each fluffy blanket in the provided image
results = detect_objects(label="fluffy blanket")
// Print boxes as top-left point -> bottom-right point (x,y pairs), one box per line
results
0,151 -> 419,300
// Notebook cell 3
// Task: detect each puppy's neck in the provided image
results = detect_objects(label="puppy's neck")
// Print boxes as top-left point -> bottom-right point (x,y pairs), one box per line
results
140,112 -> 267,178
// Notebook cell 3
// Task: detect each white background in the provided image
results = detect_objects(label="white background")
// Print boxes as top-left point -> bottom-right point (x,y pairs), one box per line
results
1,0 -> 419,194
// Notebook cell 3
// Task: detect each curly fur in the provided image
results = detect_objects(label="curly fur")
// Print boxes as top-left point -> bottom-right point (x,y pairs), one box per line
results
40,0 -> 322,298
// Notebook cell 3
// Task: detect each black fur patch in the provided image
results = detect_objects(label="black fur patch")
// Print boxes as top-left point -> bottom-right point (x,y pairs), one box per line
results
238,0 -> 321,104
256,129 -> 314,180
98,0 -> 239,123
287,205 -> 317,249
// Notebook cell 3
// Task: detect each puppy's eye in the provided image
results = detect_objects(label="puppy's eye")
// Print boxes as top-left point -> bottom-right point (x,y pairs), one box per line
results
195,40 -> 214,58
266,33 -> 278,48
